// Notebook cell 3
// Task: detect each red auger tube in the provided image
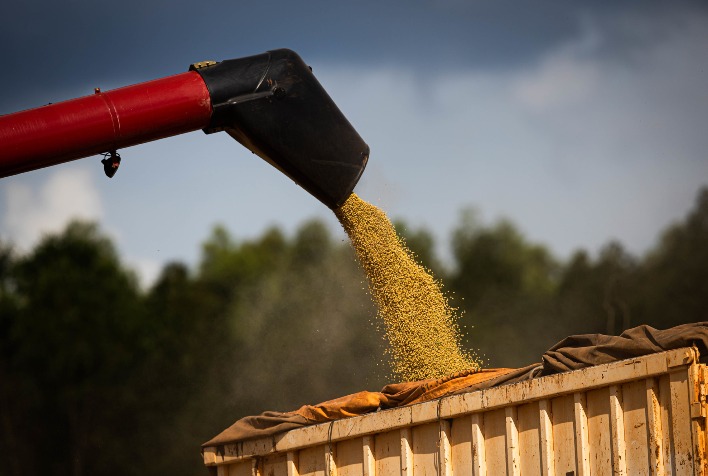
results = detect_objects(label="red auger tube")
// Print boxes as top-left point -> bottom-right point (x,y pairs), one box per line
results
0,71 -> 212,178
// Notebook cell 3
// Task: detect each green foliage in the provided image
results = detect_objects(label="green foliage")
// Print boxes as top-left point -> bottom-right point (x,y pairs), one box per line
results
1,187 -> 707,476
451,209 -> 558,306
557,242 -> 637,337
223,220 -> 382,415
199,225 -> 287,297
1,222 -> 146,476
631,187 -> 708,328
447,210 -> 559,366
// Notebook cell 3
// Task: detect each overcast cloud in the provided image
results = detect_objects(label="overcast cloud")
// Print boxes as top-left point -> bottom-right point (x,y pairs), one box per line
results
2,166 -> 103,249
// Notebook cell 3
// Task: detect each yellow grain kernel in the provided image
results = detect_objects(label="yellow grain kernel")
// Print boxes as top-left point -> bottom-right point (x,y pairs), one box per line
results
335,193 -> 480,381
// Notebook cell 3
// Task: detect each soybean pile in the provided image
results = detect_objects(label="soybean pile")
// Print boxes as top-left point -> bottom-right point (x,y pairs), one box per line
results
335,193 -> 480,381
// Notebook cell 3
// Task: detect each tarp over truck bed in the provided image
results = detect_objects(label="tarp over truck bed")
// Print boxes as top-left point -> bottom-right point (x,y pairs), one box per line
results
204,321 -> 708,447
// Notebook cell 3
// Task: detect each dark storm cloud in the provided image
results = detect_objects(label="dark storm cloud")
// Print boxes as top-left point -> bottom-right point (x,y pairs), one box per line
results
1,0 -> 705,112
0,1 -> 598,110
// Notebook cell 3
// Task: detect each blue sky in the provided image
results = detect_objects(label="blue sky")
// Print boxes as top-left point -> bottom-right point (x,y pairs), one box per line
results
1,1 -> 707,285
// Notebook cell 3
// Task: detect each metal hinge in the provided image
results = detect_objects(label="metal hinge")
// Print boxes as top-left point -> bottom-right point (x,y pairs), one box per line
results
691,365 -> 708,420
691,402 -> 706,420
668,348 -> 696,368
189,60 -> 218,71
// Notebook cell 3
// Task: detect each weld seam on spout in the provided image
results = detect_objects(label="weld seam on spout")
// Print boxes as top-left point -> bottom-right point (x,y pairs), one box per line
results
253,52 -> 272,92
96,92 -> 121,152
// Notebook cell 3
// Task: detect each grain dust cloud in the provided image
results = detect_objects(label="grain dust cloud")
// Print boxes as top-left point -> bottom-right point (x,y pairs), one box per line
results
335,193 -> 480,381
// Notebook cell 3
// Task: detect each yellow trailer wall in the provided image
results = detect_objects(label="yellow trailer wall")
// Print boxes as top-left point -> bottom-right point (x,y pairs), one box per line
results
203,347 -> 708,476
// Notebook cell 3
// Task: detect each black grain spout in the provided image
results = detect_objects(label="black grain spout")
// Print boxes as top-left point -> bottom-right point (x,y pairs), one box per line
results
194,48 -> 370,209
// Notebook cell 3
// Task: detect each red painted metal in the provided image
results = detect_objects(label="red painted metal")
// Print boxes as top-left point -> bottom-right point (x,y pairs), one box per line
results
0,71 -> 213,178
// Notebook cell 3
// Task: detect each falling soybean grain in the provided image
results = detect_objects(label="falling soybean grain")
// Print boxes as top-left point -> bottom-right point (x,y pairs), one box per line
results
335,193 -> 480,381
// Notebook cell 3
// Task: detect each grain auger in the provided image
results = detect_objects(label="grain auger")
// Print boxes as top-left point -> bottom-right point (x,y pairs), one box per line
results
0,49 -> 369,209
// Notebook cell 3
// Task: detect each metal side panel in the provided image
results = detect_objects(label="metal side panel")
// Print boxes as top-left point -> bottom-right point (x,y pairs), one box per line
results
517,401 -> 541,476
206,348 -> 706,476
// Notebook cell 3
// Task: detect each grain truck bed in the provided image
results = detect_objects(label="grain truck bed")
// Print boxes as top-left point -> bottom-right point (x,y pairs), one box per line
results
204,322 -> 708,475
205,322 -> 708,448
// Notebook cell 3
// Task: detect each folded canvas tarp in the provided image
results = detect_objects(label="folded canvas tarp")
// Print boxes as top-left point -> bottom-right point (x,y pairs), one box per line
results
204,321 -> 708,447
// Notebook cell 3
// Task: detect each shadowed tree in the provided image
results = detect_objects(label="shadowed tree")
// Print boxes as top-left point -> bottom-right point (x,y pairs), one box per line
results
556,242 -> 637,339
129,262 -> 241,476
448,209 -> 559,367
631,187 -> 708,328
0,243 -> 23,476
214,219 -> 384,416
2,221 -> 145,476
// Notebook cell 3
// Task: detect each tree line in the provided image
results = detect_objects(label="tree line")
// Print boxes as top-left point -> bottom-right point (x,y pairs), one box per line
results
1,187 -> 706,476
